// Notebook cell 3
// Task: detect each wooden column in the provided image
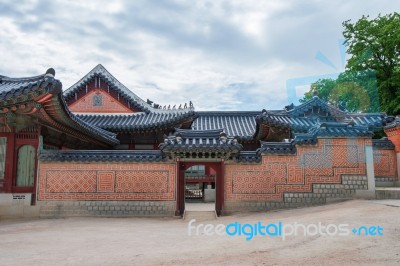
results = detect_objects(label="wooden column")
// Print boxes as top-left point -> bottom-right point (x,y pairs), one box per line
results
215,161 -> 224,216
175,160 -> 185,216
1,132 -> 15,193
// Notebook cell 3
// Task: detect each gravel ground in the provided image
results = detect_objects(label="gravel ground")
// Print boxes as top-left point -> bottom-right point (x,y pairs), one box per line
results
0,199 -> 399,266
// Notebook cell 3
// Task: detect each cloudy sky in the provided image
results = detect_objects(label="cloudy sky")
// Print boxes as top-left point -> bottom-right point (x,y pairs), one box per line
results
1,0 -> 399,111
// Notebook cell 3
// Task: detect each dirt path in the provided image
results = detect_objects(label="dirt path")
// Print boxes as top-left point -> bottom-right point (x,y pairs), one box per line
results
0,200 -> 399,265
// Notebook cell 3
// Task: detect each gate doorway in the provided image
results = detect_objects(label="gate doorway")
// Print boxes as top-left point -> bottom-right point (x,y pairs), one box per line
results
185,165 -> 215,203
176,161 -> 224,216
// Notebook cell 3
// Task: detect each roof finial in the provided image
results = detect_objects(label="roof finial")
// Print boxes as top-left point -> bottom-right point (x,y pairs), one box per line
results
45,68 -> 55,78
312,90 -> 319,98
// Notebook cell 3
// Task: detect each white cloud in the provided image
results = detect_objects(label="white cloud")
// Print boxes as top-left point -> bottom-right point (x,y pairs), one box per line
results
0,0 -> 399,111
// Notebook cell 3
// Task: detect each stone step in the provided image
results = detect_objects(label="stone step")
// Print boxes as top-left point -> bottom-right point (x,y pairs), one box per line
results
183,210 -> 217,221
375,188 -> 400,199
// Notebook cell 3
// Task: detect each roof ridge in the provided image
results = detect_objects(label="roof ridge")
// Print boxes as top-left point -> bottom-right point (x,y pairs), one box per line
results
63,64 -> 195,114
63,64 -> 149,108
287,96 -> 345,116
196,111 -> 261,114
0,73 -> 46,82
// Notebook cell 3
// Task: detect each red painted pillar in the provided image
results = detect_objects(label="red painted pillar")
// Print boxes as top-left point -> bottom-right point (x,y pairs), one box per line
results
4,132 -> 15,193
215,161 -> 224,216
175,160 -> 185,216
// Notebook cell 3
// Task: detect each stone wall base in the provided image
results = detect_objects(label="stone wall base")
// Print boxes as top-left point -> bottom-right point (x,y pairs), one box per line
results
37,201 -> 176,218
224,175 -> 368,212
375,177 -> 397,187
375,188 -> 400,199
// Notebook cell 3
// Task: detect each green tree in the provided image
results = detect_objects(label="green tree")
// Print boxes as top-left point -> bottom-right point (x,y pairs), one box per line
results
301,13 -> 400,114
343,12 -> 400,115
300,70 -> 379,112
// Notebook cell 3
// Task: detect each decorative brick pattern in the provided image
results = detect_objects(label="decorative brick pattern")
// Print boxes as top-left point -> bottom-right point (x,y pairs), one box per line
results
46,170 -> 97,193
115,171 -> 169,193
385,126 -> 400,152
373,149 -> 397,179
97,171 -> 115,192
37,162 -> 176,201
37,137 -> 388,215
68,89 -> 134,113
225,138 -> 368,202
287,164 -> 304,184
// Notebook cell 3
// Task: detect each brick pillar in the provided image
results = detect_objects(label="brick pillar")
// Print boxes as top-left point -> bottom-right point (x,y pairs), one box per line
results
385,117 -> 400,185
4,132 -> 15,193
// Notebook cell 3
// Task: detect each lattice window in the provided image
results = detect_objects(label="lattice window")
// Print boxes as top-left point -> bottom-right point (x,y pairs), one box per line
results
93,94 -> 103,106
0,137 -> 6,179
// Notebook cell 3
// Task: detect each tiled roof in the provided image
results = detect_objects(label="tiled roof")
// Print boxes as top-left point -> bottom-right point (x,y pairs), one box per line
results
192,111 -> 259,140
345,113 -> 386,131
63,64 -> 194,114
234,151 -> 261,163
372,138 -> 395,149
286,96 -> 345,119
293,122 -> 373,145
58,98 -> 119,144
256,96 -> 387,135
257,141 -> 297,155
159,129 -> 243,159
256,112 -> 315,132
39,150 -> 165,162
0,69 -> 118,146
0,69 -> 57,105
77,110 -> 195,132
384,115 -> 400,130
256,121 -> 373,155
308,122 -> 373,137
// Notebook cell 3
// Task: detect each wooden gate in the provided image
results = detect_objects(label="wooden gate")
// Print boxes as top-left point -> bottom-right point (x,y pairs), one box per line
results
16,145 -> 35,187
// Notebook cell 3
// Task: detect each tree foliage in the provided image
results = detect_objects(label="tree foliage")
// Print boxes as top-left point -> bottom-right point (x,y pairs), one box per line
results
301,13 -> 400,115
300,70 -> 379,112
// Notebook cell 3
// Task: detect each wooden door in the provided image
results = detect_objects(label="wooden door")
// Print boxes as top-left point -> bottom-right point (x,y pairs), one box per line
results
16,145 -> 35,187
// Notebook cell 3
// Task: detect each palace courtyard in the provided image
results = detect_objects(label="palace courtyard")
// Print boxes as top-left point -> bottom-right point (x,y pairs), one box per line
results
0,199 -> 399,265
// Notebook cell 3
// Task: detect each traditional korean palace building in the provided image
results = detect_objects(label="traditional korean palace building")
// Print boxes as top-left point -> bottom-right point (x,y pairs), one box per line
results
0,65 -> 399,217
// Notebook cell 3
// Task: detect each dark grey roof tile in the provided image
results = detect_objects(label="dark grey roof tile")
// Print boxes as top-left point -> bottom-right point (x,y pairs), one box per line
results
372,138 -> 395,149
192,111 -> 259,140
39,150 -> 165,162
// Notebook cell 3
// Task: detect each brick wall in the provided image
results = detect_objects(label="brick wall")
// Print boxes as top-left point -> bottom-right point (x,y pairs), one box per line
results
37,161 -> 176,217
37,138 -> 377,216
37,162 -> 176,201
68,89 -> 134,113
224,138 -> 370,211
373,149 -> 397,182
385,126 -> 400,153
